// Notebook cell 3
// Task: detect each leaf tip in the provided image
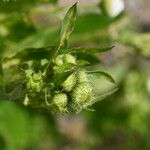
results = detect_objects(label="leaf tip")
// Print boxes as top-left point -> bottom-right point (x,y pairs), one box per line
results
74,2 -> 78,6
71,2 -> 78,10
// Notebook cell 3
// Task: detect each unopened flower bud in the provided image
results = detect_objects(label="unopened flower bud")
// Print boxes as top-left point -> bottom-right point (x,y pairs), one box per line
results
54,54 -> 76,67
23,95 -> 30,106
63,54 -> 76,64
54,55 -> 63,66
53,93 -> 68,108
77,70 -> 89,83
72,82 -> 93,105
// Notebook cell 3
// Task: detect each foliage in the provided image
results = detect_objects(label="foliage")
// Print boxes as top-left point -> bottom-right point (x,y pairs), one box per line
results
0,3 -> 116,114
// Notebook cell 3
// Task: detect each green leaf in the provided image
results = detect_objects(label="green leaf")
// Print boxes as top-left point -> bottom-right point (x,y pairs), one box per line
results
72,46 -> 114,54
53,57 -> 77,86
56,3 -> 77,54
74,52 -> 100,64
54,63 -> 76,73
76,60 -> 90,66
87,71 -> 116,84
8,46 -> 55,61
54,71 -> 73,86
93,87 -> 118,104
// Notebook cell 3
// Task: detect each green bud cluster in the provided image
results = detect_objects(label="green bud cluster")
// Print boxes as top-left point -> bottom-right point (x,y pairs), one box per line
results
53,54 -> 94,113
25,70 -> 43,94
24,70 -> 44,106
24,54 -> 94,114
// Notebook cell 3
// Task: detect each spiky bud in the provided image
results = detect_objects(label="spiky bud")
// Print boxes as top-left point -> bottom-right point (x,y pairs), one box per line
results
77,70 -> 89,83
54,54 -> 76,67
54,55 -> 64,66
53,93 -> 68,108
63,54 -> 76,64
72,82 -> 93,105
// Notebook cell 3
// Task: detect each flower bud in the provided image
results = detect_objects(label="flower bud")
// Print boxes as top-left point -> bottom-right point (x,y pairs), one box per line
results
23,95 -> 30,106
72,82 -> 93,105
54,55 -> 63,66
62,73 -> 76,92
54,54 -> 76,67
53,93 -> 68,108
77,70 -> 89,83
63,54 -> 76,64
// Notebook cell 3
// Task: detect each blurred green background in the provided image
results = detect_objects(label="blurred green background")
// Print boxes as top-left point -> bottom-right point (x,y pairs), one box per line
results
0,0 -> 150,150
